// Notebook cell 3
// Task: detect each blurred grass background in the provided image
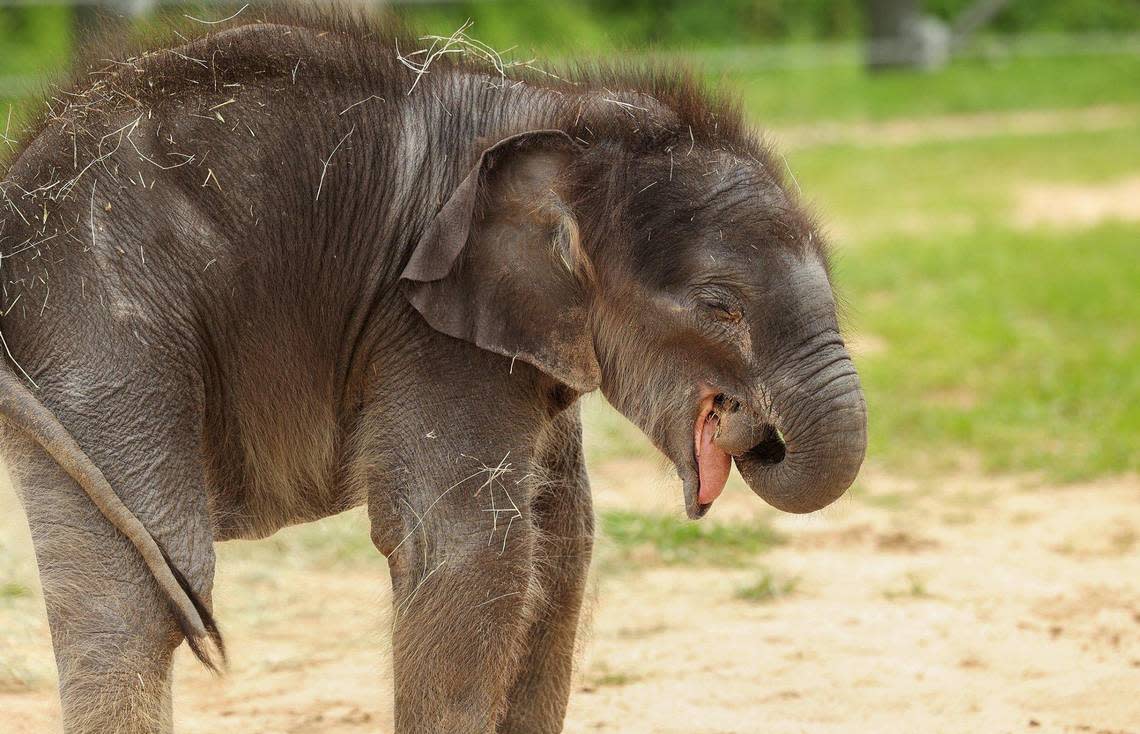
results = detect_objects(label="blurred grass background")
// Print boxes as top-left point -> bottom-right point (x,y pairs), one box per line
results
1,0 -> 1138,558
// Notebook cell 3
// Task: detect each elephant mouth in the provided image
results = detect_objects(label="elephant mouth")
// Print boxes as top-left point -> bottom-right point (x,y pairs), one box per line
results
693,395 -> 731,508
683,391 -> 788,519
683,392 -> 738,519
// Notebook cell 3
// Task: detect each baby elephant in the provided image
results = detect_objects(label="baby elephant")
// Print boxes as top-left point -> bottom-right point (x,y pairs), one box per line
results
0,10 -> 865,734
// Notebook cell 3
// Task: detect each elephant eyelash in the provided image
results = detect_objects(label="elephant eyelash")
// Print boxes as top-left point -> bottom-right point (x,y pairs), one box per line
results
690,283 -> 744,324
701,300 -> 743,323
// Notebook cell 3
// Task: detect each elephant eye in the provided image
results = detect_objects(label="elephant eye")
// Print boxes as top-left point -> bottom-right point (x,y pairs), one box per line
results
702,301 -> 743,323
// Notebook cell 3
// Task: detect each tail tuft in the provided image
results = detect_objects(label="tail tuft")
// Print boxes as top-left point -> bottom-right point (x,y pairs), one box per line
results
160,546 -> 227,674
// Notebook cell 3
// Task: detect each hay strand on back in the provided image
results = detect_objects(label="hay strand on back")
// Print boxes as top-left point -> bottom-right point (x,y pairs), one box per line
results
183,4 -> 249,26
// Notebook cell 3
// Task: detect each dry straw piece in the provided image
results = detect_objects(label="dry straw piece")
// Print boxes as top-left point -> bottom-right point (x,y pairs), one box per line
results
395,19 -> 564,97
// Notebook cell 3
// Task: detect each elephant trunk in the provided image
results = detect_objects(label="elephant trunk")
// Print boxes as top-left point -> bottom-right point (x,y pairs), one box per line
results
717,340 -> 867,514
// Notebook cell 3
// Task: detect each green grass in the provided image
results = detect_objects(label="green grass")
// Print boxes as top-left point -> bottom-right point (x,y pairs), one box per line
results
786,121 -> 1140,481
217,509 -> 378,569
734,570 -> 800,603
581,394 -> 657,464
884,572 -> 934,600
730,51 -> 1140,125
600,510 -> 784,567
215,506 -> 788,573
0,581 -> 31,601
860,491 -> 910,511
850,222 -> 1140,479
0,7 -> 71,77
787,123 -> 1140,245
586,670 -> 643,689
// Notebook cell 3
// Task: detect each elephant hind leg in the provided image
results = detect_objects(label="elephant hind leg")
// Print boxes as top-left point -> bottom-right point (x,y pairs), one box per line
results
14,447 -> 180,732
6,422 -> 214,733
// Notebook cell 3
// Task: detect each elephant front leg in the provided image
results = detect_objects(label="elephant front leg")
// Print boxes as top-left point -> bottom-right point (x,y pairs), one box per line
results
380,461 -> 543,734
499,426 -> 595,734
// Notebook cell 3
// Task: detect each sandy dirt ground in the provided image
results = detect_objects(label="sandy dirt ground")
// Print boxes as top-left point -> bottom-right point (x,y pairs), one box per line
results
770,104 -> 1140,151
1013,175 -> 1140,230
1,457 -> 1137,734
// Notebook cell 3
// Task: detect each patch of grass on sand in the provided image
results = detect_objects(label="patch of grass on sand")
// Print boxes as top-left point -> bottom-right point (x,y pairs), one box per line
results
858,490 -> 910,511
586,670 -> 643,689
734,570 -> 799,603
600,510 -> 784,567
217,509 -> 378,568
580,394 -> 657,464
884,572 -> 934,600
0,581 -> 31,601
0,660 -> 44,693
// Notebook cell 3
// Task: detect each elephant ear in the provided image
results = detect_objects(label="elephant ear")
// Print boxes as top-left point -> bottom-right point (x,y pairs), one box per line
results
400,130 -> 601,392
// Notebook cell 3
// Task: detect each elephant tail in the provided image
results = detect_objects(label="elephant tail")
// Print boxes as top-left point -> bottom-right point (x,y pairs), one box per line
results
0,365 -> 226,672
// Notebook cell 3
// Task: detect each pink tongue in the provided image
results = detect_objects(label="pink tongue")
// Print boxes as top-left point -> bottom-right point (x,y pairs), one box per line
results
697,415 -> 731,505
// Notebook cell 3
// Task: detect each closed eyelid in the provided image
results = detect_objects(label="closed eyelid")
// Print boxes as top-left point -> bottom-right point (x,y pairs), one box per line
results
690,284 -> 743,307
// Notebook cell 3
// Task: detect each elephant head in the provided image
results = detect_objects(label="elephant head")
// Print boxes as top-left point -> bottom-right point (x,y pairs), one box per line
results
402,127 -> 867,518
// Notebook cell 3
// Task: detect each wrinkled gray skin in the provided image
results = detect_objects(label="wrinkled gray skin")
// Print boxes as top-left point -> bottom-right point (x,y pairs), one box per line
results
0,17 -> 865,734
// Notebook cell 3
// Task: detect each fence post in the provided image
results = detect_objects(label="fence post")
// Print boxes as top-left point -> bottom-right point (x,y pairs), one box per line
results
865,0 -> 950,71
